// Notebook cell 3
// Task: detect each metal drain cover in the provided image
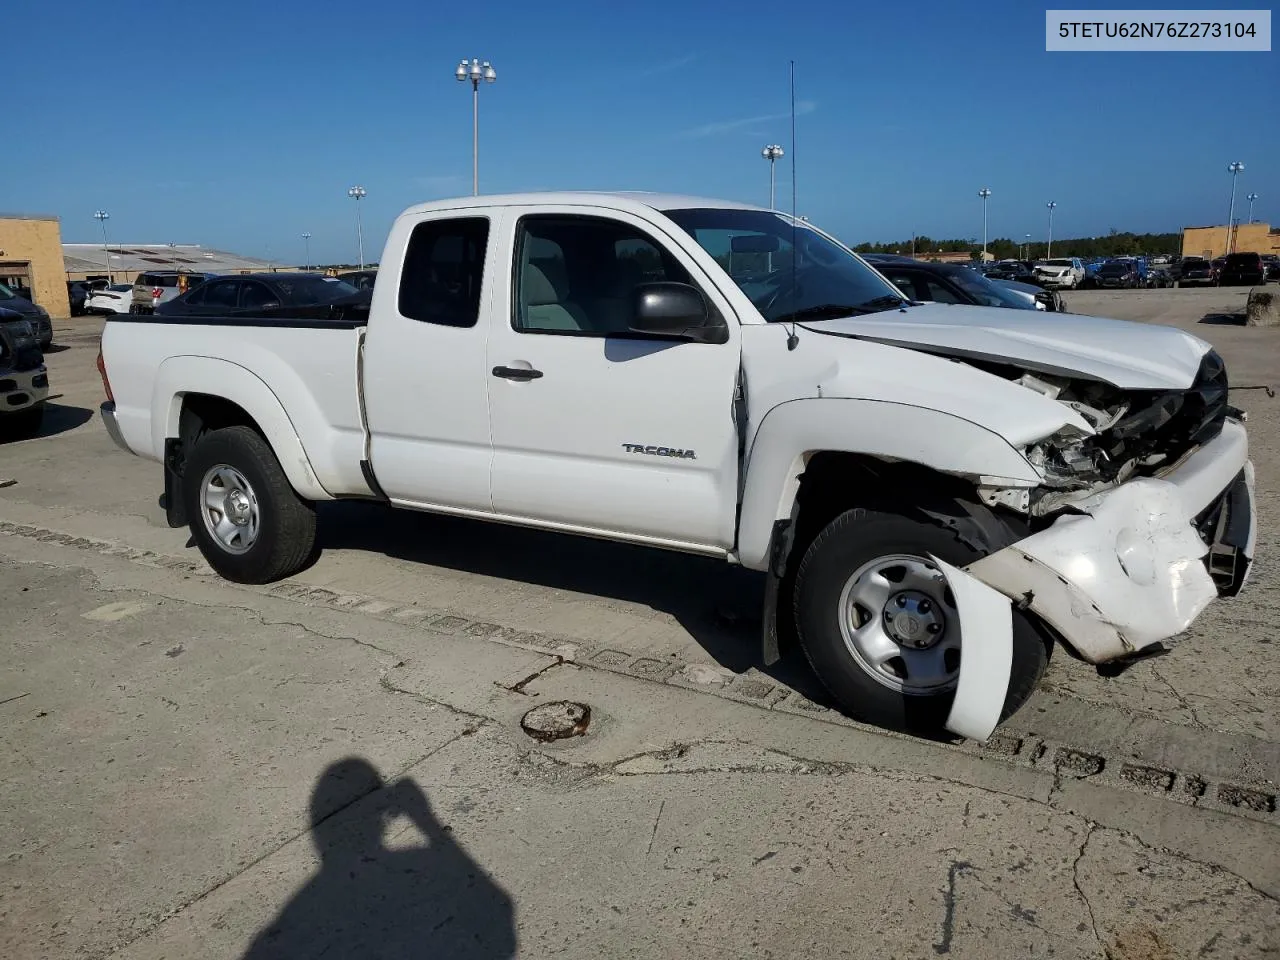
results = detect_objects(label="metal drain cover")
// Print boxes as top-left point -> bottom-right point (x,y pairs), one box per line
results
521,701 -> 591,742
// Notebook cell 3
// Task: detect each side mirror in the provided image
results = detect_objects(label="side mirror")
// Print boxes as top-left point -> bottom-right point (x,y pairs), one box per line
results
629,282 -> 726,344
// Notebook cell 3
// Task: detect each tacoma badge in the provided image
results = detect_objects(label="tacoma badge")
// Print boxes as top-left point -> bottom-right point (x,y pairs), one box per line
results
622,443 -> 696,460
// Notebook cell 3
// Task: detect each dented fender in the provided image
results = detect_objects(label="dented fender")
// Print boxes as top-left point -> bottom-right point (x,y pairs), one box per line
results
933,557 -> 1014,742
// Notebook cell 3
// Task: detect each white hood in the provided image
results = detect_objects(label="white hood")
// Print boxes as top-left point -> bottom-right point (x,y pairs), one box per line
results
806,303 -> 1212,390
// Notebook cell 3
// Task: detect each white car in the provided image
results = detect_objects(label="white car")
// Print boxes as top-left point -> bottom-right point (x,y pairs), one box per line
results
97,191 -> 1256,744
86,284 -> 135,314
1034,257 -> 1086,288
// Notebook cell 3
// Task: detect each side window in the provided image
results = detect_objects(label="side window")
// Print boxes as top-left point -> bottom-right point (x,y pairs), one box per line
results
184,282 -> 209,306
398,217 -> 489,327
205,280 -> 241,309
882,270 -> 920,300
240,281 -> 278,310
513,215 -> 693,336
922,278 -> 963,304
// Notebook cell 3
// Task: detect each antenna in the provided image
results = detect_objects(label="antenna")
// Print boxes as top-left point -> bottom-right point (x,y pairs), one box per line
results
786,59 -> 799,351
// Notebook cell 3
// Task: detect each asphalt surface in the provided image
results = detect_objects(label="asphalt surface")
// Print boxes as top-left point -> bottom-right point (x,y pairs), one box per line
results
1,287 -> 1278,958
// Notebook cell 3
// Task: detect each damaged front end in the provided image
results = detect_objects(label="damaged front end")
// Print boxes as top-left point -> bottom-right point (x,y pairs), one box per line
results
965,349 -> 1255,667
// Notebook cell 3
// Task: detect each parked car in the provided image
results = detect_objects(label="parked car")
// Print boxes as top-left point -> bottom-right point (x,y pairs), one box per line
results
985,260 -> 1040,285
337,269 -> 378,291
0,306 -> 48,438
862,256 -> 1047,310
98,191 -> 1256,743
1262,255 -> 1280,281
1210,257 -> 1227,284
1033,257 -> 1086,289
86,283 -> 136,314
1219,252 -> 1267,286
1094,260 -> 1142,288
0,282 -> 52,349
153,273 -> 370,322
129,271 -> 216,315
67,282 -> 89,316
1173,257 -> 1214,287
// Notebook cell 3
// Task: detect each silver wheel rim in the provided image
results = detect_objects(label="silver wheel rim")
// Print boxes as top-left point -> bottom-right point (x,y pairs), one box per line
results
837,554 -> 961,695
199,464 -> 260,555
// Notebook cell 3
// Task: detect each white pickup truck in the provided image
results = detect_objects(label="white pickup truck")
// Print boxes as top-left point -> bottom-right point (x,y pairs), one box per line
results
97,192 -> 1257,742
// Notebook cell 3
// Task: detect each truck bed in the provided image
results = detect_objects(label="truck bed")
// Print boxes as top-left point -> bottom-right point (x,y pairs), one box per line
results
101,314 -> 373,499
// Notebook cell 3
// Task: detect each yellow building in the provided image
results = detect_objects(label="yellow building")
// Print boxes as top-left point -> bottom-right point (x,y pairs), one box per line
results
0,213 -> 70,317
1181,222 -> 1280,260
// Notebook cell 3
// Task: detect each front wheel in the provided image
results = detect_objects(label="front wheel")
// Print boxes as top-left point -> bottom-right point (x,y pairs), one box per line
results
183,425 -> 317,583
792,504 -> 1051,735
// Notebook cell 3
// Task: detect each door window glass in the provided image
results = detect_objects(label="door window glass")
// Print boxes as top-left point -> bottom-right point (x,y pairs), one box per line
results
398,217 -> 490,327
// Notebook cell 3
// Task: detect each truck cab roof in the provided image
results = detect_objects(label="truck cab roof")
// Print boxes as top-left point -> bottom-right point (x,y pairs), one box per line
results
396,191 -> 772,219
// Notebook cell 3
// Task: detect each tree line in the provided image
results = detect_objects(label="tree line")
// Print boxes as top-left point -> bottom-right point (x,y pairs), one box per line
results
848,229 -> 1181,260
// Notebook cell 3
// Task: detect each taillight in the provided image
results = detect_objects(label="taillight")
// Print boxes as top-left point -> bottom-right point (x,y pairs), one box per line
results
96,348 -> 114,403
151,287 -> 163,301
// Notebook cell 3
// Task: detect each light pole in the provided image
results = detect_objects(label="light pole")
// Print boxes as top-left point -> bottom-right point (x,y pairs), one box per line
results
1023,233 -> 1031,260
1226,161 -> 1244,254
1246,192 -> 1259,224
455,57 -> 497,196
347,186 -> 366,270
301,233 -> 312,271
762,145 -> 784,209
978,188 -> 991,257
93,210 -> 112,283
1045,202 -> 1057,258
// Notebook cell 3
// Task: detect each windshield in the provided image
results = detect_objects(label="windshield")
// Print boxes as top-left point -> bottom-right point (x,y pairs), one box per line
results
1044,259 -> 1073,267
273,276 -> 360,302
662,207 -> 906,322
0,282 -> 15,300
948,269 -> 1032,309
1099,263 -> 1129,274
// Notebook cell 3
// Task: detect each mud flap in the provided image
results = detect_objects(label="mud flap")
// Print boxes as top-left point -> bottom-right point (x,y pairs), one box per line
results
933,556 -> 1013,742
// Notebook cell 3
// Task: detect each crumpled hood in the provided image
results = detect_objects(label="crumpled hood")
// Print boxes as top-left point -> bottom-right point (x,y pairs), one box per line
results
805,302 -> 1212,390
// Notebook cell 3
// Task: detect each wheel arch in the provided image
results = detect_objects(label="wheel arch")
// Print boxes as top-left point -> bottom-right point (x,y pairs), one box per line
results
152,357 -> 331,508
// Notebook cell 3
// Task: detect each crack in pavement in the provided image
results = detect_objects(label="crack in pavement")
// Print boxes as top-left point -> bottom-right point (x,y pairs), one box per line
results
1071,823 -> 1110,959
1149,663 -> 1207,731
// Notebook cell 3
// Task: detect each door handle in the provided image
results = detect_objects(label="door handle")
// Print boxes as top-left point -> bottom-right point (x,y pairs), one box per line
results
492,365 -> 543,381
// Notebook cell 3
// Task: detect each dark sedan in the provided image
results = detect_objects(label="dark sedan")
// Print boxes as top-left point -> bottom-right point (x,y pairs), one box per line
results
863,256 -> 1046,311
1095,261 -> 1140,289
154,273 -> 371,322
0,282 -> 52,349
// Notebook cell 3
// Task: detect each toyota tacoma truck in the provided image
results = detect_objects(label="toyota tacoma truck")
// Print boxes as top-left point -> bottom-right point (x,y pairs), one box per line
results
97,192 -> 1257,742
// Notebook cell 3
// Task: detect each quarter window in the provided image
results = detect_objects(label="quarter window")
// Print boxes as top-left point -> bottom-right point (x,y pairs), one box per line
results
398,217 -> 489,328
204,280 -> 240,309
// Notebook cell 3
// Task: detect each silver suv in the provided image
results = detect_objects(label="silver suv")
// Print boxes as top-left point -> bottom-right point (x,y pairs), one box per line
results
130,272 -> 215,314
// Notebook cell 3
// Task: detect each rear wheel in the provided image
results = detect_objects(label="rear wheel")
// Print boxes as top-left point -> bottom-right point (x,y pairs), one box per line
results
792,503 -> 1052,735
183,425 -> 316,583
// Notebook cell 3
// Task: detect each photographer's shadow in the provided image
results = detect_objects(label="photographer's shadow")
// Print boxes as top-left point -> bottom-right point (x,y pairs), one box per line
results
242,758 -> 516,959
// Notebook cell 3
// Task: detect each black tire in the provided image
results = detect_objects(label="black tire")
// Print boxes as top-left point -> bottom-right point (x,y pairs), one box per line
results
183,425 -> 316,584
792,503 -> 1051,735
1,405 -> 44,441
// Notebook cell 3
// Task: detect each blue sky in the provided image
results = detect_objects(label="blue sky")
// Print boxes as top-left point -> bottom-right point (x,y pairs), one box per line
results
4,0 -> 1275,263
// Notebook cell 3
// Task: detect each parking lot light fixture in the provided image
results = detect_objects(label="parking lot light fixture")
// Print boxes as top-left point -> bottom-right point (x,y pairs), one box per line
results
762,145 -> 784,209
456,58 -> 497,196
347,186 -> 367,270
301,233 -> 312,271
1045,202 -> 1057,258
1226,161 -> 1244,254
978,188 -> 991,256
93,210 -> 113,283
1246,192 -> 1259,224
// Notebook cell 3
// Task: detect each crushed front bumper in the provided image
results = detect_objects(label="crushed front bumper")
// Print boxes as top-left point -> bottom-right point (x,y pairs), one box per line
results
968,418 -> 1255,664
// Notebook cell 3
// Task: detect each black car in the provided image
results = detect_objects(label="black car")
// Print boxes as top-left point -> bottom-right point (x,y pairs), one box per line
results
862,256 -> 1045,311
67,282 -> 88,316
1173,258 -> 1215,287
336,269 -> 378,291
0,282 -> 52,349
984,260 -> 1041,285
0,305 -> 48,438
1095,261 -> 1140,289
1219,252 -> 1267,286
153,273 -> 371,321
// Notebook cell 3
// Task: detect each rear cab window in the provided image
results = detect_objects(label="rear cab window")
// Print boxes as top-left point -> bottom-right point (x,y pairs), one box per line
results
398,217 -> 490,328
